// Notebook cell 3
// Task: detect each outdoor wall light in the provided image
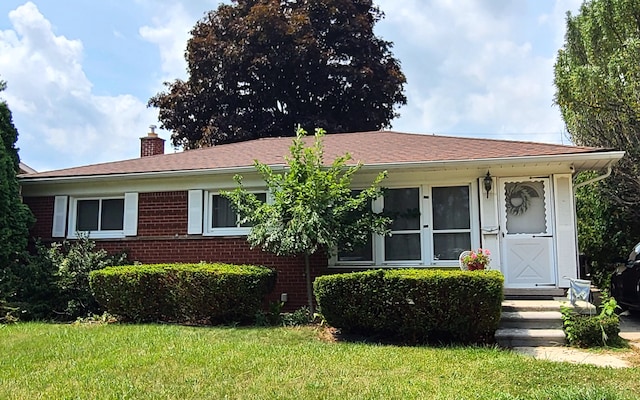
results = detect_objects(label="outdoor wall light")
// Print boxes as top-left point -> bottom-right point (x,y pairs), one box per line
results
483,171 -> 493,198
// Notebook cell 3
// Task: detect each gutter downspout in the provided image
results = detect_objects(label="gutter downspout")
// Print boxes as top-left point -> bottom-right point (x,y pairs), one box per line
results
573,165 -> 613,190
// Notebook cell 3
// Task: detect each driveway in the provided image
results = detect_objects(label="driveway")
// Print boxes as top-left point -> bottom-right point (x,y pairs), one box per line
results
620,311 -> 640,342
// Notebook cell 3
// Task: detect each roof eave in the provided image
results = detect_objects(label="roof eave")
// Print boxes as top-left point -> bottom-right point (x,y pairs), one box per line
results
18,150 -> 624,185
358,151 -> 626,172
18,165 -> 286,185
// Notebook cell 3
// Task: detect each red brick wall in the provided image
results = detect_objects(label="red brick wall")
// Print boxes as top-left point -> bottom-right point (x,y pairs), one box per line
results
138,191 -> 188,236
24,192 -> 332,311
23,196 -> 54,239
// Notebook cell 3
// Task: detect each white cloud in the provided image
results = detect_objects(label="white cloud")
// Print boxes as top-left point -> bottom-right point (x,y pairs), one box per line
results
138,3 -> 200,81
0,0 -> 586,171
0,2 -> 158,170
374,0 -> 580,143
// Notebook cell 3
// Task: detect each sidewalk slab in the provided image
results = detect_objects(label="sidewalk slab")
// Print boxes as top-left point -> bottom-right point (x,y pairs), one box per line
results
512,346 -> 630,368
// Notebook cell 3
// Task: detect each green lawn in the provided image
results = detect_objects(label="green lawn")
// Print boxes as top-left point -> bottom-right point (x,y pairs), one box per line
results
1,323 -> 638,400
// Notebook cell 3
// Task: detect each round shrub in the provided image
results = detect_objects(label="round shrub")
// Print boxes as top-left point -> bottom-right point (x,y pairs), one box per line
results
314,269 -> 504,344
89,263 -> 276,324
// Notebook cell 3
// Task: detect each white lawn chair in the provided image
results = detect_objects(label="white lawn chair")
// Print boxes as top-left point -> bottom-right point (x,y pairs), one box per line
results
458,251 -> 472,270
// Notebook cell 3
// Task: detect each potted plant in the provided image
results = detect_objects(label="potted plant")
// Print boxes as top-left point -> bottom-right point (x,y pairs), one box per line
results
462,248 -> 491,270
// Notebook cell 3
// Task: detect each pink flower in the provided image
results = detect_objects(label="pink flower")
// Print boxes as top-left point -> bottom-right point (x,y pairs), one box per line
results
463,248 -> 491,270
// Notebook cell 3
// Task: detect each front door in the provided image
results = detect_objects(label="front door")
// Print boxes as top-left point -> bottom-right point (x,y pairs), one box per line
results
500,178 -> 555,288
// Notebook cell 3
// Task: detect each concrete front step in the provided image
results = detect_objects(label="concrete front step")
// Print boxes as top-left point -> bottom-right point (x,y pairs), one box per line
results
495,328 -> 566,347
502,299 -> 562,312
496,299 -> 598,348
501,299 -> 594,313
504,288 -> 566,299
500,311 -> 563,329
497,299 -> 575,348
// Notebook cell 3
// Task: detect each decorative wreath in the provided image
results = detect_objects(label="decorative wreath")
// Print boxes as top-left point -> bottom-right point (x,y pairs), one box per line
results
505,184 -> 531,216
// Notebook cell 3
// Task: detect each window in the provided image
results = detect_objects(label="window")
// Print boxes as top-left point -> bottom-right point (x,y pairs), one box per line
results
205,192 -> 267,235
431,186 -> 471,261
65,194 -> 138,239
331,182 -> 478,268
338,239 -> 373,263
384,188 -> 421,261
77,198 -> 124,231
211,195 -> 238,228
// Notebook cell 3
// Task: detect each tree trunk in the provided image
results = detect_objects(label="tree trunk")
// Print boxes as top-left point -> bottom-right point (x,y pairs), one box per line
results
304,253 -> 314,315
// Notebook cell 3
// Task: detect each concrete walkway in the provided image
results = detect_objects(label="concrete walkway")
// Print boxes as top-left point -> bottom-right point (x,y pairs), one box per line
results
511,311 -> 640,368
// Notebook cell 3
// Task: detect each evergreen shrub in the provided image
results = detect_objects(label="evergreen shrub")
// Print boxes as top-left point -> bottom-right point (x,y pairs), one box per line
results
314,269 -> 504,344
90,263 -> 276,324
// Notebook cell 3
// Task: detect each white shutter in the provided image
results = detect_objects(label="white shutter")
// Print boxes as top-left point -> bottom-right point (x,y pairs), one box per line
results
52,196 -> 68,238
123,192 -> 139,236
478,177 -> 500,270
188,190 -> 203,234
555,175 -> 578,286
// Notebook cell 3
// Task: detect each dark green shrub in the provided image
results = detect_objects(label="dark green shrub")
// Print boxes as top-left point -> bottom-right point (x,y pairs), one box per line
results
6,237 -> 128,320
89,263 -> 276,324
314,269 -> 504,344
2,242 -> 57,320
52,237 -> 129,319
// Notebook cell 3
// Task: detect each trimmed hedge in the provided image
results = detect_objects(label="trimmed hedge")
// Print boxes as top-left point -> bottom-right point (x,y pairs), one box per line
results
314,269 -> 504,344
89,263 -> 276,324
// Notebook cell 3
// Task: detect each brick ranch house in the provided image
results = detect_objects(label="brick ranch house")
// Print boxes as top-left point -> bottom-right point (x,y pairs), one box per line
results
19,130 -> 623,310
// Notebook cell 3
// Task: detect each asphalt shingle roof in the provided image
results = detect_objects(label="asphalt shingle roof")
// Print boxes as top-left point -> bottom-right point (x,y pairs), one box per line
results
21,131 -> 605,179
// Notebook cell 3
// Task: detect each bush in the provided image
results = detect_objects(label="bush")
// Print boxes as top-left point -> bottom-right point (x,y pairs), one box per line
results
6,237 -> 128,320
54,236 -> 130,318
561,295 -> 623,348
2,242 -> 57,320
314,269 -> 504,344
89,263 -> 276,324
563,314 -> 621,348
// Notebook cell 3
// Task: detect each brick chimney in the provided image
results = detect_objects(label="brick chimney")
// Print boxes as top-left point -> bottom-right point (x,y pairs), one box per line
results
140,125 -> 165,157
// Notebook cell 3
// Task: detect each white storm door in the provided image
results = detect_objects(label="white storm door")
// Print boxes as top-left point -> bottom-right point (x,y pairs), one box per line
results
500,178 -> 555,288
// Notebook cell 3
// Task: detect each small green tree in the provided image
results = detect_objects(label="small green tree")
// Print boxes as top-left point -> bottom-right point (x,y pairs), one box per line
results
224,127 -> 389,313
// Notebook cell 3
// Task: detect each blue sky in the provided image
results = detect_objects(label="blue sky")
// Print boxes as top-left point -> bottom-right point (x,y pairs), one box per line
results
0,0 -> 582,172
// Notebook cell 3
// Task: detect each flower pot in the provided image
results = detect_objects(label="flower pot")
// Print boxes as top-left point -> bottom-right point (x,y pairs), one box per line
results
467,262 -> 485,271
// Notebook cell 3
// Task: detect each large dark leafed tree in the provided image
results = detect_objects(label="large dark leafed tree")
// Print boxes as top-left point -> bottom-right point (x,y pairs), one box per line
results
148,0 -> 406,149
554,0 -> 640,284
0,80 -> 34,308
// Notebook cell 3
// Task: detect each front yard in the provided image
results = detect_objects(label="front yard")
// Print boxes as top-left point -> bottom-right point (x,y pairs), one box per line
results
1,323 -> 639,399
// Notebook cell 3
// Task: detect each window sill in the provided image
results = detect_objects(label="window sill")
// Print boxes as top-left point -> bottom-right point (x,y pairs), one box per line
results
331,264 -> 459,269
67,231 -> 125,240
203,228 -> 251,237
